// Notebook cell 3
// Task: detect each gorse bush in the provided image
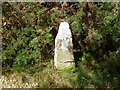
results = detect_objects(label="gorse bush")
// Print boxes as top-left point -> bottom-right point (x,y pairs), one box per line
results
13,28 -> 42,72
2,27 -> 53,73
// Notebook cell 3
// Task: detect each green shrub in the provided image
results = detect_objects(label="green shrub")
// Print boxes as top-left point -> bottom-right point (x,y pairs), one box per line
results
2,27 -> 53,73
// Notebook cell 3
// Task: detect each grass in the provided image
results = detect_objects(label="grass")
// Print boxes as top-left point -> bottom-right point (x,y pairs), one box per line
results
2,61 -> 78,88
2,60 -> 120,88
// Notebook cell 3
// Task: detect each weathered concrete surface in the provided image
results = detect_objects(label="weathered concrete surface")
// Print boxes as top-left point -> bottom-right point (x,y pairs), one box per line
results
54,22 -> 75,69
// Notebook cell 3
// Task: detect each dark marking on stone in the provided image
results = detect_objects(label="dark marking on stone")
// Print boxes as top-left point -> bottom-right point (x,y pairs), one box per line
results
56,39 -> 62,49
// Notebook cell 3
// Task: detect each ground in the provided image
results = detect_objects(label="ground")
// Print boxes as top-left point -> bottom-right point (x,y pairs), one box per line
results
1,62 -> 78,88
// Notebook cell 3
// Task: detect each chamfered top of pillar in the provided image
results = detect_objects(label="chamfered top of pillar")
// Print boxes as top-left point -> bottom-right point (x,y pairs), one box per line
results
56,22 -> 71,39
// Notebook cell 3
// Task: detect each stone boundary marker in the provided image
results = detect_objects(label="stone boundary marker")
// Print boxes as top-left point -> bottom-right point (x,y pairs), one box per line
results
54,22 -> 75,69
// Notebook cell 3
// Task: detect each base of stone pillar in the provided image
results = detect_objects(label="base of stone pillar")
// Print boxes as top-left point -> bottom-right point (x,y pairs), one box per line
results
54,62 -> 75,69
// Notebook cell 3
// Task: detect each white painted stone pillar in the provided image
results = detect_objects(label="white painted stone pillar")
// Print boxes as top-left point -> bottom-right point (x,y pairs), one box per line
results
54,22 -> 75,69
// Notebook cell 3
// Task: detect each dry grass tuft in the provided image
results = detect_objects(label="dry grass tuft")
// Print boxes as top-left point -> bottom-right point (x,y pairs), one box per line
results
1,62 -> 78,88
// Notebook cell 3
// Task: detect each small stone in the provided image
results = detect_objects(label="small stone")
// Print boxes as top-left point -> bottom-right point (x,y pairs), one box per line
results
54,22 -> 75,69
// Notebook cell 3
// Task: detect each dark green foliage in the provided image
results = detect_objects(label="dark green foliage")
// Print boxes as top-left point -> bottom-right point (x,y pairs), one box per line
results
2,28 -> 40,72
2,26 -> 53,73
